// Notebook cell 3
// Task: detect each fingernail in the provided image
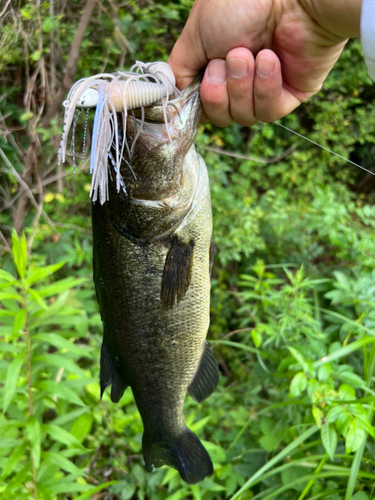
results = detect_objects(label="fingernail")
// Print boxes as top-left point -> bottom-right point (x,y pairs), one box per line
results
227,58 -> 248,79
256,55 -> 275,78
207,59 -> 227,84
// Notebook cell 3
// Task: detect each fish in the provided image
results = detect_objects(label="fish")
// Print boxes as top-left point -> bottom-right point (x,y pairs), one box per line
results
91,74 -> 219,484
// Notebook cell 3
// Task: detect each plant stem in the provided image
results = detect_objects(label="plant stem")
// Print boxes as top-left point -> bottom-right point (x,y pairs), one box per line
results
345,340 -> 375,499
23,286 -> 38,500
298,455 -> 327,500
229,426 -> 319,500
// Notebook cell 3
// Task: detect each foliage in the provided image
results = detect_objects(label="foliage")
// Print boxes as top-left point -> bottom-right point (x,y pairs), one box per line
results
1,1 -> 375,499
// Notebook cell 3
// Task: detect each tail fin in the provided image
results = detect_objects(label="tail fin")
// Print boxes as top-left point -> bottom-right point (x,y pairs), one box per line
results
143,428 -> 213,484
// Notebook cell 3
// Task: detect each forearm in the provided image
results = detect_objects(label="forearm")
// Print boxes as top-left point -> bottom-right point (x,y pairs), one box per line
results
299,0 -> 362,39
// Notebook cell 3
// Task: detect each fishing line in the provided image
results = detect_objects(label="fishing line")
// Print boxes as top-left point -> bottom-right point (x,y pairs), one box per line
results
275,121 -> 375,177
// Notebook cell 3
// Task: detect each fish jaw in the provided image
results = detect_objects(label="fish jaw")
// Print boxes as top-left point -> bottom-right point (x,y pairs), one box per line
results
118,80 -> 202,200
139,78 -> 202,145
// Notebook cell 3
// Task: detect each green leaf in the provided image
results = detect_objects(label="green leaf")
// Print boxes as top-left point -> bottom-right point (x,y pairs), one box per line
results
202,441 -> 226,463
191,484 -> 202,500
339,384 -> 356,400
43,424 -> 85,448
259,434 -> 280,451
33,333 -> 91,358
37,277 -> 87,297
230,427 -> 320,500
11,230 -> 27,279
3,350 -> 25,412
336,410 -> 352,436
31,49 -> 41,61
1,443 -> 28,479
0,342 -> 18,353
35,482 -> 53,500
0,269 -> 17,282
346,419 -> 366,454
289,372 -> 308,397
47,482 -> 93,495
198,477 -> 226,492
1,438 -> 22,448
287,347 -> 310,373
33,354 -> 88,377
0,280 -> 18,289
352,492 -> 369,500
318,363 -> 332,382
326,405 -> 344,423
313,337 -> 375,368
190,416 -> 211,433
349,409 -> 375,437
132,463 -> 146,483
13,309 -> 27,341
119,483 -> 137,500
312,406 -> 324,427
26,261 -> 66,287
0,290 -> 23,302
27,415 -> 41,468
27,288 -> 48,310
29,291 -> 70,328
36,380 -> 85,406
43,451 -> 85,475
0,309 -> 17,317
73,482 -> 121,500
52,408 -> 89,427
70,413 -> 93,443
321,424 -> 337,460
251,328 -> 262,347
2,463 -> 30,497
339,371 -> 365,388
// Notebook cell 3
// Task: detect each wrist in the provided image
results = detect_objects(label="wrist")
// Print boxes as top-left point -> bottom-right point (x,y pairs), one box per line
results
299,0 -> 362,39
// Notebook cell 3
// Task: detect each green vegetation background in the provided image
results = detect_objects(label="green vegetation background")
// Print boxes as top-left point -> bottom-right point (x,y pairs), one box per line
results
1,1 -> 375,499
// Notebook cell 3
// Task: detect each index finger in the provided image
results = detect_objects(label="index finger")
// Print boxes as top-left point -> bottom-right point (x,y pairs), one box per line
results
168,25 -> 208,90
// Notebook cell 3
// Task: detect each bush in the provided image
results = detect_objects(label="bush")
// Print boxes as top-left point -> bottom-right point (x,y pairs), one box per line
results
1,1 -> 375,499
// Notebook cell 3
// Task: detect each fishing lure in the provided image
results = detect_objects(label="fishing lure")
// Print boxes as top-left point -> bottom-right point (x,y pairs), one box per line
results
58,61 -> 179,204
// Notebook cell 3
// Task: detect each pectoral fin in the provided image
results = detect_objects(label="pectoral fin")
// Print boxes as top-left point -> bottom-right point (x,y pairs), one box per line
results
160,238 -> 195,310
100,341 -> 128,403
188,342 -> 219,403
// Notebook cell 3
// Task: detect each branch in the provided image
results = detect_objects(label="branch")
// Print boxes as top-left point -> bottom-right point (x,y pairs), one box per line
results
12,0 -> 97,231
0,147 -> 56,230
42,0 -> 97,126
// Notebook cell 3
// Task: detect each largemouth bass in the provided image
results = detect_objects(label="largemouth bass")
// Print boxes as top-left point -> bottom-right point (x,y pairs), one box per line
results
92,76 -> 219,484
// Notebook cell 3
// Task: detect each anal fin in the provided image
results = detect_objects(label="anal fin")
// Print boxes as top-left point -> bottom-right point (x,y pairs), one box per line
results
188,342 -> 219,403
100,341 -> 128,403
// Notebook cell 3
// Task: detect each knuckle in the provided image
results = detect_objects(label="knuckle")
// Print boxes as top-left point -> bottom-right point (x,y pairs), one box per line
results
254,85 -> 270,103
210,114 -> 233,128
230,105 -> 256,127
201,91 -> 225,109
238,116 -> 258,127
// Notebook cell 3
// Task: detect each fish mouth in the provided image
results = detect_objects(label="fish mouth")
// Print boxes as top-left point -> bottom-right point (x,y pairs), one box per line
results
130,77 -> 202,140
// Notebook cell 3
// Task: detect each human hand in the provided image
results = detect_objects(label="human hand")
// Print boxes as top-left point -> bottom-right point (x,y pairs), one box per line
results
168,0 -> 362,127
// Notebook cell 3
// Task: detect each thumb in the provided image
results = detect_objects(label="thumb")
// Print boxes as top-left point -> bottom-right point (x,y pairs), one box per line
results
168,22 -> 208,91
